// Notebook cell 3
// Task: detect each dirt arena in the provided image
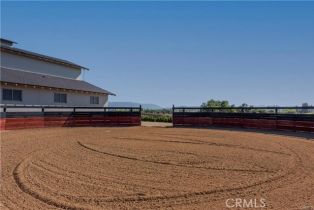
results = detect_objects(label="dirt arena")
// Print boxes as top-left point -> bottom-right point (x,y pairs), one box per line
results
1,127 -> 314,210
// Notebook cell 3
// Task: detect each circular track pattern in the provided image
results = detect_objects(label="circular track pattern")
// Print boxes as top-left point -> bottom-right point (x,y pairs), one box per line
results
1,127 -> 314,209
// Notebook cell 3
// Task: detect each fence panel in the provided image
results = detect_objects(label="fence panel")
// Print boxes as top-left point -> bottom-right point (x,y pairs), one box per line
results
172,106 -> 314,132
0,105 -> 142,130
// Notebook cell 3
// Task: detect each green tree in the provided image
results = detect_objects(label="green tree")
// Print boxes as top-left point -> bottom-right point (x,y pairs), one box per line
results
221,100 -> 229,108
301,102 -> 310,113
201,99 -> 236,113
201,99 -> 231,108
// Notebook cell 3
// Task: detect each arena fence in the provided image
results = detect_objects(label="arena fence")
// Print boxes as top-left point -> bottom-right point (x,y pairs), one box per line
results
0,105 -> 142,130
172,106 -> 314,132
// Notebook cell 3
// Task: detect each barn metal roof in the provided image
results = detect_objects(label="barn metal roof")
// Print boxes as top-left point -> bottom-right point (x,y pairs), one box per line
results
0,38 -> 17,46
0,67 -> 115,95
0,44 -> 89,70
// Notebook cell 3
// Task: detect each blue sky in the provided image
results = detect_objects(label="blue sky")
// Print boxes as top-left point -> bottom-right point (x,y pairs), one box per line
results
1,1 -> 314,107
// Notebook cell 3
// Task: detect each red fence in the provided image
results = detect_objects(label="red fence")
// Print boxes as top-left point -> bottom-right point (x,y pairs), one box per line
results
0,106 -> 141,130
172,106 -> 314,132
2,105 -> 314,133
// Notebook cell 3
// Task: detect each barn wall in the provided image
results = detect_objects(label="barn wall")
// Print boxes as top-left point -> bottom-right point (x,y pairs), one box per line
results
0,84 -> 108,107
1,52 -> 81,79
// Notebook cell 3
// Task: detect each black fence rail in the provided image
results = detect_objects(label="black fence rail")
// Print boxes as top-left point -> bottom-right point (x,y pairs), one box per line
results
172,106 -> 314,132
173,106 -> 314,113
0,105 -> 142,117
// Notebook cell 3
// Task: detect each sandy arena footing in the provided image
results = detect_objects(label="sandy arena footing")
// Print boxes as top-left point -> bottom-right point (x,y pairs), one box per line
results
1,127 -> 314,209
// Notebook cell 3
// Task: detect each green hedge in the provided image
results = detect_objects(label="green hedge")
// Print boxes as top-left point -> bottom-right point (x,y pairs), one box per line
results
141,114 -> 172,123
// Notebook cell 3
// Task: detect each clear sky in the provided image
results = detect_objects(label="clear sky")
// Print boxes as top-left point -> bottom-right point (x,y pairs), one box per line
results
1,1 -> 314,107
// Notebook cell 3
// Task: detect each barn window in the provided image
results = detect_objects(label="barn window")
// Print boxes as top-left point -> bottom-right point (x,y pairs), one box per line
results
2,89 -> 22,101
54,93 -> 67,103
90,96 -> 99,104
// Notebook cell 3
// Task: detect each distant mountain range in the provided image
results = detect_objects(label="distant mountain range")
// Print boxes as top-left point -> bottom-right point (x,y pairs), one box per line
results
108,102 -> 164,110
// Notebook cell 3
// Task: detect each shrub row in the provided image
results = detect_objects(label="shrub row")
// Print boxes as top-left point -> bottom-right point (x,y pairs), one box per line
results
141,114 -> 172,123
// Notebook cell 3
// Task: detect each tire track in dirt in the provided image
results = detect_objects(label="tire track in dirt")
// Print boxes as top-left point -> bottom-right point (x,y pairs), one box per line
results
76,140 -> 303,207
32,159 -> 181,195
78,141 -> 275,173
12,151 -> 89,210
11,147 -> 187,209
12,142 -> 291,209
167,135 -> 292,156
114,136 -> 292,156
3,127 -> 312,209
130,155 -> 301,208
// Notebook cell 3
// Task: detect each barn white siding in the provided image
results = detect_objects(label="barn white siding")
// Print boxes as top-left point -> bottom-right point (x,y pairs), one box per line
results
0,85 -> 108,107
1,52 -> 82,79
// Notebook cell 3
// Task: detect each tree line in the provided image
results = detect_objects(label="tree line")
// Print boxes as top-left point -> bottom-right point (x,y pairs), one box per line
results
200,99 -> 313,114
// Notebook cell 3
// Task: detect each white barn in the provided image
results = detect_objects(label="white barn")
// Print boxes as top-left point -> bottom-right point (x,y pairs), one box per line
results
0,38 -> 115,107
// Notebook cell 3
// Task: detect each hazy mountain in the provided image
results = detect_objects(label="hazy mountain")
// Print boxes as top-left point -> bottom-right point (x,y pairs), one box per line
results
108,102 -> 163,110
